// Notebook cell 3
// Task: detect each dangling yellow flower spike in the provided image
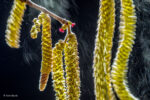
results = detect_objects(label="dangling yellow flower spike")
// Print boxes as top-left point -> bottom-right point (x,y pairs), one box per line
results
93,0 -> 116,99
111,0 -> 138,100
64,26 -> 80,100
52,40 -> 67,100
30,18 -> 41,39
103,0 -> 116,100
5,0 -> 26,48
39,12 -> 52,91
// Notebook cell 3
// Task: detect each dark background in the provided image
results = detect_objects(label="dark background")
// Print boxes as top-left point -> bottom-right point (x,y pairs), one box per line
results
0,0 -> 150,100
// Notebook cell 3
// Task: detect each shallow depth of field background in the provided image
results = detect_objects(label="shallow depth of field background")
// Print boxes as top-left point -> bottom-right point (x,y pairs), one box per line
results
0,0 -> 150,100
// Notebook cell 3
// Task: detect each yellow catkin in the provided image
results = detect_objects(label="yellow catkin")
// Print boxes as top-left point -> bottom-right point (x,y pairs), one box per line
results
64,33 -> 80,100
52,40 -> 67,100
104,0 -> 116,100
30,18 -> 41,39
111,0 -> 138,100
5,0 -> 26,48
39,13 -> 52,91
93,0 -> 116,99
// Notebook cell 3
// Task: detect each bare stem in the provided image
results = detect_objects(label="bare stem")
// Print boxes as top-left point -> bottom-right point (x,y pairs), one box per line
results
26,0 -> 69,24
64,26 -> 72,43
67,25 -> 71,35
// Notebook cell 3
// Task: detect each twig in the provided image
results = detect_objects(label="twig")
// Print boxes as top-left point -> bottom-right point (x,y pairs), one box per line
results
67,25 -> 71,35
25,0 -> 69,24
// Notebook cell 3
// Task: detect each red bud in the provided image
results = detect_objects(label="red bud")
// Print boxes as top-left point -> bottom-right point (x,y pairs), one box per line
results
59,28 -> 64,33
71,23 -> 76,27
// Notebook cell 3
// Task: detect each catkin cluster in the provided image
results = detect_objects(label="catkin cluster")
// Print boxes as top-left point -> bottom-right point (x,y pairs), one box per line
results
111,0 -> 137,100
93,0 -> 115,99
4,0 -> 139,99
29,12 -> 81,99
52,40 -> 67,100
5,1 -> 81,100
64,33 -> 80,100
5,0 -> 26,48
51,32 -> 80,100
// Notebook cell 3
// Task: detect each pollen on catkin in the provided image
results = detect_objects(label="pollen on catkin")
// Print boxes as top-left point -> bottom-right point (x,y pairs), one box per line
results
111,0 -> 138,100
39,13 -> 52,91
64,33 -> 80,100
93,0 -> 116,99
52,40 -> 67,100
5,0 -> 26,48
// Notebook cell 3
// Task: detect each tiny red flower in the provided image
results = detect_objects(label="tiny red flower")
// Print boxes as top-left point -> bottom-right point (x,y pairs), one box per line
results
71,23 -> 76,27
59,28 -> 64,33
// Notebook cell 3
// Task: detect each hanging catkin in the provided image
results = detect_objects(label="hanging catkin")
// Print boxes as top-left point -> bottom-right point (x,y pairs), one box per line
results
5,0 -> 26,48
93,0 -> 116,99
111,0 -> 138,100
104,0 -> 116,99
52,40 -> 67,100
39,13 -> 52,91
64,32 -> 80,100
30,18 -> 41,39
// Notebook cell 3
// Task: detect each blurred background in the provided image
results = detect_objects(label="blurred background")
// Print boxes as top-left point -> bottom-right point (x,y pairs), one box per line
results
0,0 -> 150,100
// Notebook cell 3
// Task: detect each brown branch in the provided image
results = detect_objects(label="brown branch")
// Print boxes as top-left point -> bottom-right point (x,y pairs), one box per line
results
25,0 -> 69,24
64,25 -> 72,43
67,25 -> 71,35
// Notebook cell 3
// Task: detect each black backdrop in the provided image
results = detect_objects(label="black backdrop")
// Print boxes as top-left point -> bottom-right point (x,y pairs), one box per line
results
0,0 -> 150,100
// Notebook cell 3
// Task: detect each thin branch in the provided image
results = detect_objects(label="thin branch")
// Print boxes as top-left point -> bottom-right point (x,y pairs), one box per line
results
64,26 -> 71,43
26,0 -> 69,24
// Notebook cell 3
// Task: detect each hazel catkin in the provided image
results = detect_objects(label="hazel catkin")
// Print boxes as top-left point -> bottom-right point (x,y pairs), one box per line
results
5,0 -> 26,48
52,40 -> 67,100
39,13 -> 52,91
64,33 -> 80,100
111,0 -> 138,99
